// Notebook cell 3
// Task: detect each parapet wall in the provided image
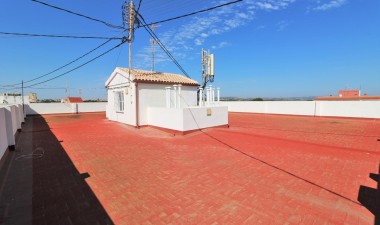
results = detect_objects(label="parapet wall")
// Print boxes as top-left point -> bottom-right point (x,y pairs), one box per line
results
147,106 -> 228,132
2,101 -> 378,163
0,104 -> 25,166
220,101 -> 380,119
26,102 -> 107,115
0,102 -> 107,164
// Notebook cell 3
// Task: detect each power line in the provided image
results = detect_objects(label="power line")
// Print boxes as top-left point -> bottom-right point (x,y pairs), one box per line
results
139,0 -> 243,27
136,0 -> 207,20
26,87 -> 66,90
1,39 -> 115,88
136,13 -> 190,78
137,0 -> 143,12
0,87 -> 21,91
0,31 -> 122,40
23,40 -> 127,88
24,39 -> 113,84
31,0 -> 124,29
178,94 -> 362,207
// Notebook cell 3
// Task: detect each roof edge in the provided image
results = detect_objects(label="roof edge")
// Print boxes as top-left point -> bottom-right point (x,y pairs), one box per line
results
133,79 -> 199,86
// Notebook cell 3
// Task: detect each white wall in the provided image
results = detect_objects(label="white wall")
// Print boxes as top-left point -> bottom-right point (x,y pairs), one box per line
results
106,71 -> 137,126
17,104 -> 25,123
0,108 -> 8,160
77,102 -> 107,113
0,104 -> 25,163
27,103 -> 73,115
220,101 -> 380,119
106,85 -> 137,126
0,95 -> 29,104
138,83 -> 167,126
147,106 -> 228,132
178,85 -> 198,107
14,105 -> 21,130
26,102 -> 107,115
318,101 -> 380,118
8,106 -> 18,135
147,107 -> 183,130
139,83 -> 197,126
183,106 -> 228,131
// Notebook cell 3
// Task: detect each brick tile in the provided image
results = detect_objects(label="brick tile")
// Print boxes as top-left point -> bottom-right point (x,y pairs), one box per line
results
1,113 -> 378,224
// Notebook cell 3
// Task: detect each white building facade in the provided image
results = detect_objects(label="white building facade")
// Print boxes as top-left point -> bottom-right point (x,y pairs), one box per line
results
105,68 -> 228,133
0,93 -> 29,104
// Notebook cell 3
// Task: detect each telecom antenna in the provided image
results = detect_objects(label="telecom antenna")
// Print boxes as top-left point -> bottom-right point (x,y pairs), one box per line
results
150,24 -> 157,71
201,48 -> 215,90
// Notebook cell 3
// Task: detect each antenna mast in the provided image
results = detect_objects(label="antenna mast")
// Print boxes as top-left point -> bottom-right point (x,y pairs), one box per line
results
201,48 -> 215,90
150,24 -> 157,71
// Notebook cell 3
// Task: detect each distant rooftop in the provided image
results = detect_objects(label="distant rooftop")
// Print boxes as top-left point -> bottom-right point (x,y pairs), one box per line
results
65,97 -> 83,103
315,96 -> 380,101
315,89 -> 380,101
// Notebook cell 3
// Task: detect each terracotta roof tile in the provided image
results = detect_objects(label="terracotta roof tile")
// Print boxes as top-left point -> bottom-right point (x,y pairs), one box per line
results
119,68 -> 199,86
314,96 -> 380,101
66,97 -> 83,103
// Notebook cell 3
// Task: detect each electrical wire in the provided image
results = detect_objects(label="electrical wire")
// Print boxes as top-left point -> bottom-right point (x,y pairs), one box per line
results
137,0 -> 143,12
0,39 -> 115,88
26,87 -> 66,90
31,0 -> 124,29
23,39 -> 127,88
0,31 -> 122,40
177,94 -> 362,206
137,0 -> 206,20
0,87 -> 21,91
136,13 -> 190,78
139,0 -> 243,27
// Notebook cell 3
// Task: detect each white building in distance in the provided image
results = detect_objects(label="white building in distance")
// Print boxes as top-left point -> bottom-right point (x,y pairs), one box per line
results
0,93 -> 29,105
105,68 -> 228,134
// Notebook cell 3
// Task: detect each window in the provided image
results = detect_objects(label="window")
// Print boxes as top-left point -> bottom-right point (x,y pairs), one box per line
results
114,91 -> 124,112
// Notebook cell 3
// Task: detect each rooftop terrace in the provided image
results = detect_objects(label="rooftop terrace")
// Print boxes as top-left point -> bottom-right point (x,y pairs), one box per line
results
0,112 -> 379,224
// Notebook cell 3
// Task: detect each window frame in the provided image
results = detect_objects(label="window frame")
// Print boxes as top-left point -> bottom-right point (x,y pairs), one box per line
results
114,91 -> 124,112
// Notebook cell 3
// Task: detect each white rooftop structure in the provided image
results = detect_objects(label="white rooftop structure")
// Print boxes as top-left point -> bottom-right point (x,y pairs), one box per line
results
105,68 -> 228,133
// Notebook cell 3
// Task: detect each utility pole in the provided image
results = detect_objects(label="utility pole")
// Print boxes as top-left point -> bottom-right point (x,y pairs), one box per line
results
21,80 -> 24,114
123,0 -> 136,76
150,24 -> 157,71
65,79 -> 70,97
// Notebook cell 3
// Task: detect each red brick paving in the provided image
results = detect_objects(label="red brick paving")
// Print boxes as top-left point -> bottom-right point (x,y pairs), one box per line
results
35,113 -> 380,224
0,115 -> 114,225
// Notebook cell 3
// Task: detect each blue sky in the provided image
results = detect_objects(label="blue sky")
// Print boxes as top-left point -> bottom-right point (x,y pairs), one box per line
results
0,0 -> 379,99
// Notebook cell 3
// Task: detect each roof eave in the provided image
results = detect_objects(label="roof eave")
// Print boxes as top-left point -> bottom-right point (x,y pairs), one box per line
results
133,79 -> 199,86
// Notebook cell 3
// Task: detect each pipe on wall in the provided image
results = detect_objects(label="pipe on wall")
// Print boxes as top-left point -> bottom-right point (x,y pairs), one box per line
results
173,85 -> 177,108
135,81 -> 140,128
165,87 -> 171,108
199,88 -> 203,107
177,84 -> 182,108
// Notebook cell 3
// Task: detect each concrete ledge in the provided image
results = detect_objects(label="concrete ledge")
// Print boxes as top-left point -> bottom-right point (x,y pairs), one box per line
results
144,124 -> 229,136
229,111 -> 380,121
147,106 -> 229,132
221,101 -> 380,119
26,102 -> 106,115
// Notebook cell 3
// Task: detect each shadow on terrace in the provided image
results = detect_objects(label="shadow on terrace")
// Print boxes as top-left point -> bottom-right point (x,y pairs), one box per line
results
0,115 -> 113,224
358,164 -> 380,225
